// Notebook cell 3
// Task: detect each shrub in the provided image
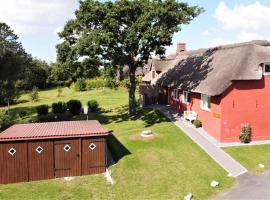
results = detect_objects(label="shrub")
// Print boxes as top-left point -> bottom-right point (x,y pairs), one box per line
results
37,113 -> 56,122
29,87 -> 39,102
37,112 -> 73,123
87,100 -> 99,112
86,78 -> 106,90
67,100 -> 82,115
18,111 -> 27,118
52,102 -> 67,114
73,78 -> 86,91
36,105 -> 49,116
55,113 -> 72,121
193,119 -> 202,128
0,110 -> 12,130
239,123 -> 251,143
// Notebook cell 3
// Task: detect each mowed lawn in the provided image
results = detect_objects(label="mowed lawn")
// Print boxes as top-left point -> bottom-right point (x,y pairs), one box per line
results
0,87 -> 234,199
225,145 -> 270,174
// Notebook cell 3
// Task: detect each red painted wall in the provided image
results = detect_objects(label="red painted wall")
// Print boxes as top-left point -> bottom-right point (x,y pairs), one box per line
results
220,76 -> 270,142
168,88 -> 222,141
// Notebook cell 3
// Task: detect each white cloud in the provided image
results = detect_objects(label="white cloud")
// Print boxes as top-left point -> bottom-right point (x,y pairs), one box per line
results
215,1 -> 270,31
0,0 -> 78,36
201,30 -> 212,36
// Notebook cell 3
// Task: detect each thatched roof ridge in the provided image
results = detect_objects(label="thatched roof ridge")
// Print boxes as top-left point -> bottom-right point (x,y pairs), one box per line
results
152,40 -> 270,96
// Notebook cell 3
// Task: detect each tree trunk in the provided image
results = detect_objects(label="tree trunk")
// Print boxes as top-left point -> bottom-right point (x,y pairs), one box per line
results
129,65 -> 136,116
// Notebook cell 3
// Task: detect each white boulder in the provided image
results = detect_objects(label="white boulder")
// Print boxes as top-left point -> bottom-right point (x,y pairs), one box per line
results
258,163 -> 265,168
210,180 -> 219,187
184,193 -> 193,200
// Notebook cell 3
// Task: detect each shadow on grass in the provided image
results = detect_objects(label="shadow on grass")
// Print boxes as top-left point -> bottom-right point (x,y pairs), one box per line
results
86,105 -> 170,128
107,134 -> 131,166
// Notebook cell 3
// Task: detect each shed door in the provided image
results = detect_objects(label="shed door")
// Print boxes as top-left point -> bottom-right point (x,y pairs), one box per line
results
0,142 -> 28,184
82,138 -> 106,175
54,139 -> 81,178
28,141 -> 54,181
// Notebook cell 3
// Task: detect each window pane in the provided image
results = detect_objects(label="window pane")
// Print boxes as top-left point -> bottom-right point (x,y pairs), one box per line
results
265,64 -> 270,72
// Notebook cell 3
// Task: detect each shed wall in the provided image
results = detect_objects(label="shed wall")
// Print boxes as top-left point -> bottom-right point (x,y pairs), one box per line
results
0,136 -> 107,184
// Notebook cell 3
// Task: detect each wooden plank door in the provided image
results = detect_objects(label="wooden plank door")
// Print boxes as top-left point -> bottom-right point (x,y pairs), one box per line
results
28,141 -> 54,181
82,138 -> 106,175
0,142 -> 28,184
54,139 -> 81,178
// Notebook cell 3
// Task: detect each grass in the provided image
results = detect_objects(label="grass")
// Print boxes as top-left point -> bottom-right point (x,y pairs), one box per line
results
0,87 -> 234,199
224,144 -> 270,174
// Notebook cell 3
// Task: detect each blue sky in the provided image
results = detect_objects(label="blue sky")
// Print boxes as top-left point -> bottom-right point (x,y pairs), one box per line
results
0,0 -> 270,62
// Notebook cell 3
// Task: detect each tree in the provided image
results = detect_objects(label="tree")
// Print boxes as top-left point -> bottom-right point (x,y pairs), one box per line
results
0,22 -> 27,81
57,0 -> 203,115
22,57 -> 50,90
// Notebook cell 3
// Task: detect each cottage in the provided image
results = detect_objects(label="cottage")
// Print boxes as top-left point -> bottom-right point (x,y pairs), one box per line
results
0,120 -> 108,184
140,40 -> 270,143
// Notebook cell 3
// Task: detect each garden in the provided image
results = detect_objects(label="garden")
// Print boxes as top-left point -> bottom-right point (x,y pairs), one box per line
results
0,87 -> 234,199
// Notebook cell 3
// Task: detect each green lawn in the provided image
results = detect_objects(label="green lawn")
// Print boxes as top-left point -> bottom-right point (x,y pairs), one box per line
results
225,145 -> 270,174
0,87 -> 234,199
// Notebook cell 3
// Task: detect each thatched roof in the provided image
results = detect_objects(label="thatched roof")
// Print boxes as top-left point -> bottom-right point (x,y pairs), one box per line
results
142,55 -> 178,82
153,40 -> 270,96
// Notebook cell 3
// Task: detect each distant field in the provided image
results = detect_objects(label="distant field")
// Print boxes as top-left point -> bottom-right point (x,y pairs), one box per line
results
0,87 -> 234,200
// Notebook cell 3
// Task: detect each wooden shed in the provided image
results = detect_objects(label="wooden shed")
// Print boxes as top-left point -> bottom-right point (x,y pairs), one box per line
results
0,120 -> 108,184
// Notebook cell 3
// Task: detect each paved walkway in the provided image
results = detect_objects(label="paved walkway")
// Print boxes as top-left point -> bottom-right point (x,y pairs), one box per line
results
154,105 -> 248,177
215,171 -> 270,199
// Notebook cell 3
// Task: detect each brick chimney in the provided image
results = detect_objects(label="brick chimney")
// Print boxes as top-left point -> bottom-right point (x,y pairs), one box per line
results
176,43 -> 186,54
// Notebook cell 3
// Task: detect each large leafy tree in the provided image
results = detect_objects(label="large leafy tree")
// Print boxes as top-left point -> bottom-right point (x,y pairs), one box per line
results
0,22 -> 27,81
57,0 -> 202,115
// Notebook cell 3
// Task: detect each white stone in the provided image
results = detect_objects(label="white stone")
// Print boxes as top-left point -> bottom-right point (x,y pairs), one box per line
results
64,177 -> 74,181
105,168 -> 114,185
184,193 -> 193,200
141,130 -> 153,137
227,173 -> 232,177
210,180 -> 219,187
258,163 -> 265,168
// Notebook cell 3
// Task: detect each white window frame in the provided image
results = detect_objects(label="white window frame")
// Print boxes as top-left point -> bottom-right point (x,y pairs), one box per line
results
173,89 -> 179,101
182,91 -> 190,104
201,94 -> 211,111
263,63 -> 270,75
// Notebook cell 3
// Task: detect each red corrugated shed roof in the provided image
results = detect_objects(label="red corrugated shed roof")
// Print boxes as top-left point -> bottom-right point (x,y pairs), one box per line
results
0,120 -> 108,141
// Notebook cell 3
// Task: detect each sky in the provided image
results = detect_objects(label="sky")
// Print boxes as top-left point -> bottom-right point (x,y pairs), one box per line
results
0,0 -> 270,62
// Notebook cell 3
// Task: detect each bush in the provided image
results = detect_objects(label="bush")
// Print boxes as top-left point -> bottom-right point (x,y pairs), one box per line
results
239,123 -> 251,143
29,87 -> 39,102
37,113 -> 56,122
67,100 -> 82,115
55,113 -> 72,121
86,78 -> 106,90
0,110 -> 12,130
52,102 -> 67,114
18,111 -> 27,118
87,100 -> 99,112
36,105 -> 49,116
193,119 -> 202,128
73,78 -> 87,91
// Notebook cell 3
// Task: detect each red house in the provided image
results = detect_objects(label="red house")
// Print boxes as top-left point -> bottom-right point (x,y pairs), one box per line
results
140,40 -> 270,143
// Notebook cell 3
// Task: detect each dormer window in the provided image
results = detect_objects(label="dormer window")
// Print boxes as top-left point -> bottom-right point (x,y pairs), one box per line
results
263,63 -> 270,75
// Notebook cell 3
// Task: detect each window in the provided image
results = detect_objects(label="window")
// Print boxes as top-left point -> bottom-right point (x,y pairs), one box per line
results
182,91 -> 190,104
263,63 -> 270,75
152,71 -> 155,79
173,89 -> 179,101
201,94 -> 211,111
